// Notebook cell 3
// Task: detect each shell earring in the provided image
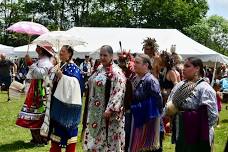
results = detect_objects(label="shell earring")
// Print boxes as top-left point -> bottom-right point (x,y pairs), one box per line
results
194,72 -> 199,79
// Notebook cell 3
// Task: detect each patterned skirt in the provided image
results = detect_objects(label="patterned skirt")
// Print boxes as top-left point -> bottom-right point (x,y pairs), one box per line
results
16,79 -> 46,129
49,96 -> 82,147
130,117 -> 160,152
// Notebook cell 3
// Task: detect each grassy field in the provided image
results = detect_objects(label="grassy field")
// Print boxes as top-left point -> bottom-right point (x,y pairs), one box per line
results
0,91 -> 227,152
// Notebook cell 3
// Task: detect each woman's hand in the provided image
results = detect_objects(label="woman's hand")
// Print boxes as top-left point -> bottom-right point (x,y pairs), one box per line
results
55,69 -> 63,80
103,110 -> 112,119
24,54 -> 33,66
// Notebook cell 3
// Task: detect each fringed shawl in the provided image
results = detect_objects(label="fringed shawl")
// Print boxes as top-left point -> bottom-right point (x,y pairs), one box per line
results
130,97 -> 161,152
50,75 -> 82,129
40,63 -> 83,138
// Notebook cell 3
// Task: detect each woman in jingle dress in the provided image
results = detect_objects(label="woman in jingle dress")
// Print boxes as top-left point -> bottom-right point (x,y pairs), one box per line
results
83,45 -> 126,152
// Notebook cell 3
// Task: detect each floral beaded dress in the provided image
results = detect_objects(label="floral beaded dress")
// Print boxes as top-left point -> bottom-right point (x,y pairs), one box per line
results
83,62 -> 126,152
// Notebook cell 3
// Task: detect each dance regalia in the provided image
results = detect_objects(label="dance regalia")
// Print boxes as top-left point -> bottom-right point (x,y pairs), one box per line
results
83,63 -> 126,152
44,62 -> 84,147
16,57 -> 53,129
166,80 -> 218,152
130,72 -> 163,152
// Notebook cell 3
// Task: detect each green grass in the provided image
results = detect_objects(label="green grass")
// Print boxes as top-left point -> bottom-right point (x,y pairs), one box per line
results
0,92 -> 227,152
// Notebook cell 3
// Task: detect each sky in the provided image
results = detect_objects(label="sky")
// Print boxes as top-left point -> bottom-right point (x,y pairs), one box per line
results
207,0 -> 228,19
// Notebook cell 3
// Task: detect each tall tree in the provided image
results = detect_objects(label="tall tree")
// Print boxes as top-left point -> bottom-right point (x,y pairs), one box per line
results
139,0 -> 208,30
208,15 -> 228,55
0,0 -> 31,46
185,15 -> 228,56
184,20 -> 211,45
0,0 -> 211,48
24,0 -> 60,30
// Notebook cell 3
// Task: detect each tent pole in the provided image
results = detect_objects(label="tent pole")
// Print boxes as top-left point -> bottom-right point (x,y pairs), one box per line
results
119,41 -> 122,52
210,57 -> 218,86
26,35 -> 31,54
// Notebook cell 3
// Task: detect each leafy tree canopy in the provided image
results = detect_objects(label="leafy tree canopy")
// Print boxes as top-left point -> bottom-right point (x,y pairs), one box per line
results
185,15 -> 228,56
1,0 -> 227,56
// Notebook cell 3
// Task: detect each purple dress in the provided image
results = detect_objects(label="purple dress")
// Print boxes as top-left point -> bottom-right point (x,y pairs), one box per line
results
130,72 -> 162,152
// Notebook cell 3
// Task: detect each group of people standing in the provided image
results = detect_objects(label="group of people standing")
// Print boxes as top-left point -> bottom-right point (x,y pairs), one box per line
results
15,44 -> 83,152
14,37 -> 219,152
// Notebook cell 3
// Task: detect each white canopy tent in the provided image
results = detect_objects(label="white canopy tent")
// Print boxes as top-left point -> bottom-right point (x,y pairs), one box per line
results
13,44 -> 38,58
12,44 -> 58,58
0,44 -> 14,55
67,27 -> 228,63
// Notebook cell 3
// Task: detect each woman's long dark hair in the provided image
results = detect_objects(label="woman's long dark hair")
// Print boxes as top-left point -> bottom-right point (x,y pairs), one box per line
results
187,57 -> 204,77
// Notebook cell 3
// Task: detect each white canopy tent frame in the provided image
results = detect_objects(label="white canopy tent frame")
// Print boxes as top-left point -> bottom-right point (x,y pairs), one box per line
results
66,27 -> 228,63
0,44 -> 14,54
